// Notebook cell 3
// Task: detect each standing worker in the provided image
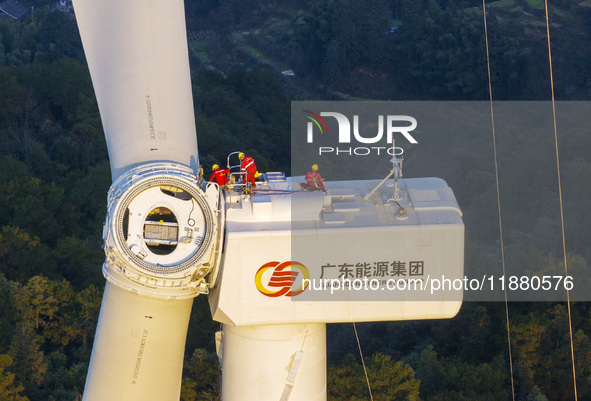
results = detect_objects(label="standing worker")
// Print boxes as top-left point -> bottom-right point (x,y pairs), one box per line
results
239,152 -> 258,189
301,164 -> 327,193
209,164 -> 229,187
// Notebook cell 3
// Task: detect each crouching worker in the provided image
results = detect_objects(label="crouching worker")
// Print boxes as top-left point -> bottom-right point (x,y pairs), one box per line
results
301,164 -> 327,193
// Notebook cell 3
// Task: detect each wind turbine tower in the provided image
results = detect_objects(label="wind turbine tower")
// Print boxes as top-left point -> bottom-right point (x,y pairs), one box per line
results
73,0 -> 464,400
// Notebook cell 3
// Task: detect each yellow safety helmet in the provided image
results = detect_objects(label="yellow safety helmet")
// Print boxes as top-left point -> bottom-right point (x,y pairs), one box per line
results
238,152 -> 245,160
212,164 -> 219,171
311,163 -> 319,171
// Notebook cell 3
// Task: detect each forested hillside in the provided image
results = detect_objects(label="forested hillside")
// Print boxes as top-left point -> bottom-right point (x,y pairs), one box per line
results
0,0 -> 590,400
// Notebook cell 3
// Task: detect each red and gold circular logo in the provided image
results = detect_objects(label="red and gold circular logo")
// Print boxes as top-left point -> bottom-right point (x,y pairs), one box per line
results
254,261 -> 310,297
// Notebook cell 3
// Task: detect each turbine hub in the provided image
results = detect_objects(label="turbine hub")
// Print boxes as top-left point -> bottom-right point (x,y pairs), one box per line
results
102,162 -> 221,299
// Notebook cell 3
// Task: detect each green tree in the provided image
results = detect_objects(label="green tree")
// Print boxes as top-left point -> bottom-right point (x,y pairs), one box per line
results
192,67 -> 290,174
44,351 -> 86,401
11,276 -> 58,332
0,274 -> 15,352
27,58 -> 93,124
0,156 -> 67,246
406,345 -> 510,401
181,348 -> 220,401
0,226 -> 54,282
53,237 -> 104,288
328,353 -> 419,401
0,66 -> 24,129
393,1 -> 488,99
0,354 -> 29,401
536,304 -> 586,401
8,322 -> 47,391
75,284 -> 102,349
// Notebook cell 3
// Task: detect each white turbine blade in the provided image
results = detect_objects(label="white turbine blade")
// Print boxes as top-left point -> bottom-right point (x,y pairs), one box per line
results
83,282 -> 193,401
73,0 -> 198,180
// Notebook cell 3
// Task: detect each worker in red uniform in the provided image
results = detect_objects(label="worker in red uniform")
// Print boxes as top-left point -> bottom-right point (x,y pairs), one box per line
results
239,152 -> 257,189
301,164 -> 327,193
209,164 -> 229,187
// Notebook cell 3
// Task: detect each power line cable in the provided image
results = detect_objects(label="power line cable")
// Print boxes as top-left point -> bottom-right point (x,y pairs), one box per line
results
543,2 -> 578,399
481,2 -> 516,400
353,323 -> 374,401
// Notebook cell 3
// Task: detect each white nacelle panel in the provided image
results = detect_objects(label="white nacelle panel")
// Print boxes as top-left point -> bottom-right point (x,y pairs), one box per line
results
209,177 -> 464,326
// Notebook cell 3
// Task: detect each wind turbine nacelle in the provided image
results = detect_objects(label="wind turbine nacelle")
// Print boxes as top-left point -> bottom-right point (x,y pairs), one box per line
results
102,162 -> 223,300
209,176 -> 464,326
